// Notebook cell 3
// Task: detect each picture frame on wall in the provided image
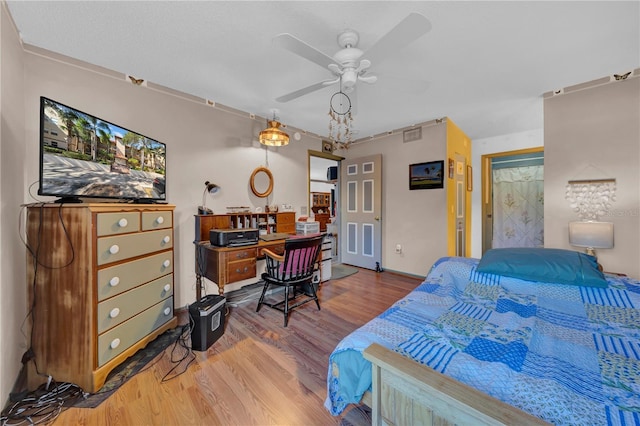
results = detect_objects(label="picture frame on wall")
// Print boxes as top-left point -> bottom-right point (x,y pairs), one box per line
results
409,160 -> 444,190
322,140 -> 334,153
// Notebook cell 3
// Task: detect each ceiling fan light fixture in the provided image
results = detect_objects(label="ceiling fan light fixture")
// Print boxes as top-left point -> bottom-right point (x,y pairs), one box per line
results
259,119 -> 290,146
341,69 -> 358,89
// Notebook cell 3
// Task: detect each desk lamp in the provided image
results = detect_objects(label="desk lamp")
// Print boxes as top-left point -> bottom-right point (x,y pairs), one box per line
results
198,181 -> 220,214
568,221 -> 614,258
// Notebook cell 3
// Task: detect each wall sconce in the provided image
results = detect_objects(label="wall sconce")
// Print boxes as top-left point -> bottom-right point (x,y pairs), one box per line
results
198,181 -> 220,214
569,221 -> 614,258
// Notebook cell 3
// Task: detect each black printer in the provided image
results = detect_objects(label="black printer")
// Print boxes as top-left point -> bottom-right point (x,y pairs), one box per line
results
210,228 -> 259,247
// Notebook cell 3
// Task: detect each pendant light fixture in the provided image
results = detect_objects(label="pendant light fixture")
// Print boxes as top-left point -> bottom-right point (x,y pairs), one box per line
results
259,109 -> 289,147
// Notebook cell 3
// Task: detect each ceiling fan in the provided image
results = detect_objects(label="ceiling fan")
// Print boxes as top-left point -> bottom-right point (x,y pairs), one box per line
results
273,13 -> 432,103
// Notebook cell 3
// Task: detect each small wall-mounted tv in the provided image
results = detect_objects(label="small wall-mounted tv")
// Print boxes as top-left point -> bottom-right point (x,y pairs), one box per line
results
39,97 -> 166,203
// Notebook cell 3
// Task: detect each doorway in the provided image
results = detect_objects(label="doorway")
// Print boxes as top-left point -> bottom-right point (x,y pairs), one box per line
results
308,150 -> 343,262
481,148 -> 544,254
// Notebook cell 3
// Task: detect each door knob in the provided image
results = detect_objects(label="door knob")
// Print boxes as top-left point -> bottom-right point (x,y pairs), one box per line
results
374,216 -> 380,221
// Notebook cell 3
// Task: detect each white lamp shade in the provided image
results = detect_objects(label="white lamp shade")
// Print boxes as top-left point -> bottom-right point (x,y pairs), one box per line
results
569,221 -> 614,249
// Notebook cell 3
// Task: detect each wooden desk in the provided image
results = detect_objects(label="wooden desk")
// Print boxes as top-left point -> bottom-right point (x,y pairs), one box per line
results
195,239 -> 286,297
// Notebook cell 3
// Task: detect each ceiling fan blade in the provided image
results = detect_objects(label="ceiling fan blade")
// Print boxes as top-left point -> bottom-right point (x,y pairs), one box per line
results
273,33 -> 337,70
364,13 -> 432,65
275,80 -> 336,103
322,77 -> 341,86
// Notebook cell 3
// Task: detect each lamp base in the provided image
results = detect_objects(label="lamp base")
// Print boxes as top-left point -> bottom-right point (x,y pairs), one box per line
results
198,206 -> 213,215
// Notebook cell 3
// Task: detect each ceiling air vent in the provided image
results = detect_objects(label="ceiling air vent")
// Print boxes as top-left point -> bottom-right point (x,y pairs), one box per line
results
403,127 -> 422,143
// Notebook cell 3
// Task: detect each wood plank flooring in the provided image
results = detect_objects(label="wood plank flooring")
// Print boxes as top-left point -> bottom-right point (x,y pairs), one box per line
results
52,268 -> 421,425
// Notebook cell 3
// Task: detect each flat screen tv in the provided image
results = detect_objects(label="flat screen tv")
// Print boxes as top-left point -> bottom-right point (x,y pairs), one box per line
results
39,97 -> 167,203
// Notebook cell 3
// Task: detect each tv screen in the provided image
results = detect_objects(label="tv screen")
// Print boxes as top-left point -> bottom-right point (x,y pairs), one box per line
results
39,97 -> 166,203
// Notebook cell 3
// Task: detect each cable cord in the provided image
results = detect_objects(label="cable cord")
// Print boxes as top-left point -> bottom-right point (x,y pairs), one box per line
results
19,203 -> 77,381
0,381 -> 87,426
160,322 -> 196,383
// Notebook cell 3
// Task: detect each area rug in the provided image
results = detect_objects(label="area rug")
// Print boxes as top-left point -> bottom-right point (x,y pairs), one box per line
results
331,263 -> 359,280
225,281 -> 285,306
73,325 -> 185,408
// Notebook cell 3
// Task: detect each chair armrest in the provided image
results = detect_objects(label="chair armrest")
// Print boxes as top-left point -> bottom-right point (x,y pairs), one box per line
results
262,248 -> 285,262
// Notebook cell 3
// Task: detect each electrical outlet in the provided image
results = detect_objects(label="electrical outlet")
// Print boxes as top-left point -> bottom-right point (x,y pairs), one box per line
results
395,244 -> 402,254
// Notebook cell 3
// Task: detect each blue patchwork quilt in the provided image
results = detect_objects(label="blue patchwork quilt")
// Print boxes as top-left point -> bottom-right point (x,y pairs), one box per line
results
325,256 -> 640,425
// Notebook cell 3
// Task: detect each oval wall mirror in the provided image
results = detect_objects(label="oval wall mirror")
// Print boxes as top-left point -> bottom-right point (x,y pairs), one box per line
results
250,166 -> 274,198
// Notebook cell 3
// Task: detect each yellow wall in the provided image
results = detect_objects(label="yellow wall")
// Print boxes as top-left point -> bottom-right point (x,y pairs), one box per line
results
446,119 -> 472,256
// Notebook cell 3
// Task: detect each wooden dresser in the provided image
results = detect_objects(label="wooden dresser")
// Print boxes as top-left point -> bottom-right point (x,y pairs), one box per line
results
26,203 -> 177,392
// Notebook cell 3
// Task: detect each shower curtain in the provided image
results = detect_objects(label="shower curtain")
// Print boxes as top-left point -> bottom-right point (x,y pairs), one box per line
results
492,165 -> 544,248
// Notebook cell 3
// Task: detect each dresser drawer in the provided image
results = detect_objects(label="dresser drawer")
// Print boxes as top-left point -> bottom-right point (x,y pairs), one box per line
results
258,243 -> 284,258
227,258 -> 256,282
97,252 -> 173,301
97,275 -> 173,334
277,212 -> 295,225
98,297 -> 174,366
142,210 -> 173,231
97,229 -> 173,265
276,223 -> 295,234
224,247 -> 256,262
96,212 -> 141,236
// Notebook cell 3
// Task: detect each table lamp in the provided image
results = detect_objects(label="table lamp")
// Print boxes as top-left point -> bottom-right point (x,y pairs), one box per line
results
568,221 -> 614,257
198,181 -> 220,214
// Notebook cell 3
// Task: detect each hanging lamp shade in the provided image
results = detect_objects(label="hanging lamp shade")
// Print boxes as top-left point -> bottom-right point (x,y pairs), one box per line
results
259,120 -> 289,146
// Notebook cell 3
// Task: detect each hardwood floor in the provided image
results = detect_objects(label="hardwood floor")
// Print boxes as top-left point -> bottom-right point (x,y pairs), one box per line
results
52,268 -> 421,425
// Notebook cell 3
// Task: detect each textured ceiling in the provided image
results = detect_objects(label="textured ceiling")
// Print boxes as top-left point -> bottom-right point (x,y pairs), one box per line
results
6,1 -> 639,141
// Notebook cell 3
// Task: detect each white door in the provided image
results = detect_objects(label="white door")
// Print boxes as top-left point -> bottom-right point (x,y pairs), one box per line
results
340,154 -> 382,270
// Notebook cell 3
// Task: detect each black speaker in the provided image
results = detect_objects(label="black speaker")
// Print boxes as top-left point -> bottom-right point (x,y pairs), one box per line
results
189,294 -> 226,351
327,166 -> 338,181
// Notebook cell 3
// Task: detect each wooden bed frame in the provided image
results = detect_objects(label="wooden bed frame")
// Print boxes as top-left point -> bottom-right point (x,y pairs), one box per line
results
362,343 -> 550,426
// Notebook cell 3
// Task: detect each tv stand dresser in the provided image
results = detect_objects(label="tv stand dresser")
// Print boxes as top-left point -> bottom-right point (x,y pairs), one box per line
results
25,203 -> 177,392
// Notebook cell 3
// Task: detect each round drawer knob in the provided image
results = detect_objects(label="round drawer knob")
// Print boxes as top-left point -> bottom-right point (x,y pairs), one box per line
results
109,277 -> 120,287
157,216 -> 164,224
163,307 -> 171,316
163,236 -> 171,244
109,245 -> 120,255
117,218 -> 128,227
163,260 -> 171,268
110,338 -> 121,349
163,284 -> 171,292
109,308 -> 120,318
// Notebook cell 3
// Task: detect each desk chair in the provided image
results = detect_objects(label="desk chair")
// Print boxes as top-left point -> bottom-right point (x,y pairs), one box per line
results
256,234 -> 324,326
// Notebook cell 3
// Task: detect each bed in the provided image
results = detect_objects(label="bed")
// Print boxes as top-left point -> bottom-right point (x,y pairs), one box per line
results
325,251 -> 640,425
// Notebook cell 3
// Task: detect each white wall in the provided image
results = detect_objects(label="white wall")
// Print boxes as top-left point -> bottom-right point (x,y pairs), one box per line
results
544,77 -> 640,278
470,129 -> 544,258
22,48 -> 321,305
343,123 -> 448,277
1,0 -> 27,407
